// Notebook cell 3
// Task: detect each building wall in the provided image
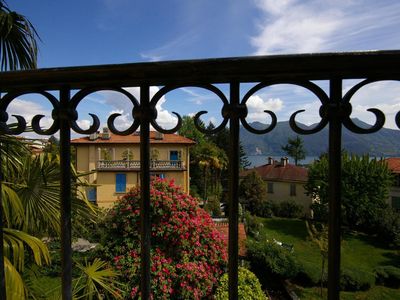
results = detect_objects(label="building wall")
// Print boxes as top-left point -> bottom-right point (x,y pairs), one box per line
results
74,143 -> 191,208
265,180 -> 312,216
96,172 -> 139,208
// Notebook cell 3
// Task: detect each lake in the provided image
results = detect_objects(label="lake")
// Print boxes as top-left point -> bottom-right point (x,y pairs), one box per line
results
247,155 -> 319,167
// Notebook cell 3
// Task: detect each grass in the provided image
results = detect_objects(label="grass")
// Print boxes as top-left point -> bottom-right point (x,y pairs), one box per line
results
256,217 -> 400,299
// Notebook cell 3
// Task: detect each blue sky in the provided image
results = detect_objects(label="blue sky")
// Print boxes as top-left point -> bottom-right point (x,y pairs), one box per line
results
7,0 -> 400,136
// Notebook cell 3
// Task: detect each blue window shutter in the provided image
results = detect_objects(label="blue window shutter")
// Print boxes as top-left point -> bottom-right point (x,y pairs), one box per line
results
116,174 -> 126,193
170,151 -> 178,161
160,173 -> 165,179
87,187 -> 97,202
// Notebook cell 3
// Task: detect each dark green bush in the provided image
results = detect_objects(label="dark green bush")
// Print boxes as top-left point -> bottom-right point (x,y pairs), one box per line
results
204,195 -> 222,217
215,267 -> 267,300
373,207 -> 400,247
247,239 -> 300,279
340,268 -> 374,291
276,200 -> 304,218
375,265 -> 400,288
244,211 -> 263,238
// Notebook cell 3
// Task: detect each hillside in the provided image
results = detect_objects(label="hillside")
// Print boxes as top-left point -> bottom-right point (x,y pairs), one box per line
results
240,119 -> 400,157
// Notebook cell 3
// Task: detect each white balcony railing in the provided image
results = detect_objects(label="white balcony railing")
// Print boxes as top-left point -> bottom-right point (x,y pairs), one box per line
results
97,160 -> 183,170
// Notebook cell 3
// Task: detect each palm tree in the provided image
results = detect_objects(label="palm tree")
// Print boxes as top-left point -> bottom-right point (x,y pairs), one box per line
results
0,0 -> 39,71
1,136 -> 108,299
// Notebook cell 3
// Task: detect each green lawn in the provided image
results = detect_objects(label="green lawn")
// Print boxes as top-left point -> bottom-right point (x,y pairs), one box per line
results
256,217 -> 400,299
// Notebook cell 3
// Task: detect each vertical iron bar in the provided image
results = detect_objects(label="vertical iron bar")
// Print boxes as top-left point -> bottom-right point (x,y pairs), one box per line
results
0,142 -> 5,300
228,82 -> 240,300
59,87 -> 72,300
328,78 -> 342,300
140,85 -> 151,299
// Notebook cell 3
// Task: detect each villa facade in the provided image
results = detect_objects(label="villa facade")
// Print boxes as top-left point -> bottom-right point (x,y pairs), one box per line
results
385,157 -> 400,210
71,128 -> 195,208
241,157 -> 312,216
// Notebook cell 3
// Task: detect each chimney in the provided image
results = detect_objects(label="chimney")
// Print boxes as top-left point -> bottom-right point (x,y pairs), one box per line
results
89,131 -> 99,141
281,157 -> 289,167
267,157 -> 274,165
102,127 -> 110,140
155,131 -> 164,140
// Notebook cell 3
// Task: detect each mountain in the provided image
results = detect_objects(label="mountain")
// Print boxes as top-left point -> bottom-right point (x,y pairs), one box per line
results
240,119 -> 400,157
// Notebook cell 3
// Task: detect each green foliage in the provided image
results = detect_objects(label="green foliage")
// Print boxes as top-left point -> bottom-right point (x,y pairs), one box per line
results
215,267 -> 267,300
239,171 -> 267,215
306,221 -> 328,295
247,239 -> 300,279
305,153 -> 393,237
340,268 -> 374,291
375,266 -> 400,288
244,211 -> 263,238
281,135 -> 306,165
274,200 -> 304,218
121,149 -> 134,160
373,207 -> 400,247
204,195 -> 221,217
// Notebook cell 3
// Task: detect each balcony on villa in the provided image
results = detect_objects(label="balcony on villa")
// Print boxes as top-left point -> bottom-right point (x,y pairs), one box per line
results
96,159 -> 185,171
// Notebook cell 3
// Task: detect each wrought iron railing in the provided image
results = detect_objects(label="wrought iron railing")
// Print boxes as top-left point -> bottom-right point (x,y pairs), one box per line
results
1,51 -> 400,300
97,159 -> 184,170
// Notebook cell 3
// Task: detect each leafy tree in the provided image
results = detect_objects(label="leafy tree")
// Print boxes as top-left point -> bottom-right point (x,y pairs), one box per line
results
239,171 -> 267,215
179,116 -> 228,201
306,220 -> 328,296
305,153 -> 393,233
102,178 -> 227,298
281,135 -> 306,165
0,0 -> 39,71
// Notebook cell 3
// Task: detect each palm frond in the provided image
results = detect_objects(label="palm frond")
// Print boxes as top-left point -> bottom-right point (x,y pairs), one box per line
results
1,182 -> 24,226
75,258 -> 123,299
0,2 -> 39,71
4,256 -> 27,299
3,228 -> 50,272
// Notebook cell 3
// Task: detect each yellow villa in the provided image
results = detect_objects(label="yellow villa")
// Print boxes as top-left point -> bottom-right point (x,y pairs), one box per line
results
71,128 -> 195,208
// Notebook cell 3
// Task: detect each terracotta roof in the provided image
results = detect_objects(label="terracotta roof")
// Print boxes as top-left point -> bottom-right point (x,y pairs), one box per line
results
71,131 -> 195,145
385,157 -> 400,173
241,160 -> 308,183
214,222 -> 247,257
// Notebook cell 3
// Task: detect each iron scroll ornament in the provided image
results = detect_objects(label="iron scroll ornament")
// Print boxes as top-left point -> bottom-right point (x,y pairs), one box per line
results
150,84 -> 229,135
0,90 -> 60,135
69,87 -> 140,135
341,79 -> 386,134
0,79 -> 392,137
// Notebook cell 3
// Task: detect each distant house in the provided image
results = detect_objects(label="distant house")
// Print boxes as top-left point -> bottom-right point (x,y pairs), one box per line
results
384,158 -> 400,210
241,157 -> 312,216
71,128 -> 195,208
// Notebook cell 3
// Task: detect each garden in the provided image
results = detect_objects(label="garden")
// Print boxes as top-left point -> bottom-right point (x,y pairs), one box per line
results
246,216 -> 400,299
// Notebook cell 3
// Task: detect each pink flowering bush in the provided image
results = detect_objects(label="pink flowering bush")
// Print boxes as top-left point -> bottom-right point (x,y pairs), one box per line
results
103,178 -> 227,299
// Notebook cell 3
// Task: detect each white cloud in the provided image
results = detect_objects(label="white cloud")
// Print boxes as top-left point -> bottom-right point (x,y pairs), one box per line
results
252,0 -> 343,54
251,0 -> 400,55
246,95 -> 284,122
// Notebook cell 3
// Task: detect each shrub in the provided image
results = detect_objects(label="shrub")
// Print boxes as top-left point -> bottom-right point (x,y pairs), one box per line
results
247,239 -> 300,279
275,200 -> 304,218
339,268 -> 374,291
102,178 -> 227,299
244,211 -> 263,238
373,207 -> 400,246
375,266 -> 400,288
204,195 -> 221,217
215,267 -> 267,300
